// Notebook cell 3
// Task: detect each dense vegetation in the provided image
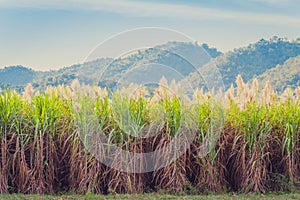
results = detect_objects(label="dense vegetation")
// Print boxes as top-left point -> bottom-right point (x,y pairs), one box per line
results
1,193 -> 300,200
0,76 -> 299,195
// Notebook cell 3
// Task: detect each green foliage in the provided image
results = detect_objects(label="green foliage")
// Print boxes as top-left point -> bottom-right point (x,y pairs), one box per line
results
0,77 -> 299,195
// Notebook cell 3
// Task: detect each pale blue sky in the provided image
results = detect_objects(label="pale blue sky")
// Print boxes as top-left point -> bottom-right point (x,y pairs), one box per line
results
0,0 -> 299,70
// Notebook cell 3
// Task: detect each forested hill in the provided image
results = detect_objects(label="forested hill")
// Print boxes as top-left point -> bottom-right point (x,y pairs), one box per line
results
185,37 -> 300,90
255,55 -> 300,92
1,37 -> 299,92
0,42 -> 222,91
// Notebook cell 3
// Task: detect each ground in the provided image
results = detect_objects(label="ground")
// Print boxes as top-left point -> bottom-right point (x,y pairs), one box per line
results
1,193 -> 300,200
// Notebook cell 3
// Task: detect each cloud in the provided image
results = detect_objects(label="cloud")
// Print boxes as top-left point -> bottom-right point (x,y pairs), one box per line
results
248,0 -> 291,5
0,0 -> 299,26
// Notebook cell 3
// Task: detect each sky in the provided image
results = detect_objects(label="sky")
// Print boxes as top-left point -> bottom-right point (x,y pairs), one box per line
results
0,0 -> 299,70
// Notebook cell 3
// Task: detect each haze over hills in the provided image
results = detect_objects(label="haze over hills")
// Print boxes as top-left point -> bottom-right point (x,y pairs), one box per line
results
0,37 -> 299,93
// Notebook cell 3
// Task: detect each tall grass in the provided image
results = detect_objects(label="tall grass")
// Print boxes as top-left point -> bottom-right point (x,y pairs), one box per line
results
0,77 -> 299,194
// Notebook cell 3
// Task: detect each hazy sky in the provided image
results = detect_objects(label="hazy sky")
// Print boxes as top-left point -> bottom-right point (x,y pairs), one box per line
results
0,0 -> 299,70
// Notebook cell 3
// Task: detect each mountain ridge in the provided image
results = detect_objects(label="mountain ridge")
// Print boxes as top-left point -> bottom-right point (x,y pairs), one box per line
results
1,37 -> 299,92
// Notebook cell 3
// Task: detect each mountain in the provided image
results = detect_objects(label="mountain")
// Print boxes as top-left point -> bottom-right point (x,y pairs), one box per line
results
1,42 -> 221,91
185,37 -> 300,90
1,37 -> 300,93
94,41 -> 222,88
0,66 -> 36,85
32,58 -> 113,89
254,55 -> 300,92
0,66 -> 37,92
